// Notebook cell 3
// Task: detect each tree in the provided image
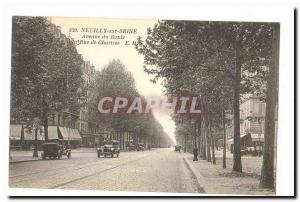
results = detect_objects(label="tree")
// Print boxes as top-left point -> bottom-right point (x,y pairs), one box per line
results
260,23 -> 280,189
222,109 -> 227,168
11,17 -> 84,141
89,59 -> 171,147
136,20 -> 273,172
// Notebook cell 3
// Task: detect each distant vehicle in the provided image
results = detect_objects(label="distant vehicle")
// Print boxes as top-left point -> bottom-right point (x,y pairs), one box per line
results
174,145 -> 181,152
241,146 -> 257,155
127,143 -> 136,151
137,143 -> 145,151
41,142 -> 71,160
97,140 -> 120,158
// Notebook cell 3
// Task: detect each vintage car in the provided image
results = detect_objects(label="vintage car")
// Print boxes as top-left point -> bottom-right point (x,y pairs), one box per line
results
137,143 -> 145,151
241,146 -> 256,155
127,143 -> 136,151
97,140 -> 120,158
41,142 -> 71,160
174,145 -> 182,152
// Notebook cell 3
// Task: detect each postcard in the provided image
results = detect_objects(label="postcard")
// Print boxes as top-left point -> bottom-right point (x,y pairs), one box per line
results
9,15 -> 283,196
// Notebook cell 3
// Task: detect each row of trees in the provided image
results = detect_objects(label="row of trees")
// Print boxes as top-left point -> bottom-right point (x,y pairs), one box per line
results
136,20 -> 279,188
11,17 -> 172,149
11,16 -> 84,140
88,59 -> 173,147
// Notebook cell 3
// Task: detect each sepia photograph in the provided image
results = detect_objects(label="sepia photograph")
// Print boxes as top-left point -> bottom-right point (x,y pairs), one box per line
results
5,8 -> 293,197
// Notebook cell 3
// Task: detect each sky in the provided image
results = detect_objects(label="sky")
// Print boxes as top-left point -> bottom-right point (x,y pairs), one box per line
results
50,16 -> 176,144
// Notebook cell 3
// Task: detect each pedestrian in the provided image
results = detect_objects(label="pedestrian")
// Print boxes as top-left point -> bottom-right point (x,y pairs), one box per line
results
193,147 -> 198,161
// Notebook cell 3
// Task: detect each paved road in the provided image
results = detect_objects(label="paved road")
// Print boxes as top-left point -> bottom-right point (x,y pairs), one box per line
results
9,148 -> 202,193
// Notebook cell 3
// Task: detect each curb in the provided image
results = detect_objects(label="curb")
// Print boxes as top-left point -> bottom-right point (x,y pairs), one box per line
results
9,158 -> 41,164
183,156 -> 208,193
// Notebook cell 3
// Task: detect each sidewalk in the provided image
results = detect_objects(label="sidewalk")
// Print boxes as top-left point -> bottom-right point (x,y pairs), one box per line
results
183,150 -> 275,195
9,147 -> 97,163
10,150 -> 42,163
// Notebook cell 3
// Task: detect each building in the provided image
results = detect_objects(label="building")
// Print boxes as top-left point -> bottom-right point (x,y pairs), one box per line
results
49,23 -> 104,147
10,110 -> 82,150
48,22 -> 102,147
9,20 -> 82,149
76,61 -> 102,147
227,95 -> 266,153
240,95 -> 266,135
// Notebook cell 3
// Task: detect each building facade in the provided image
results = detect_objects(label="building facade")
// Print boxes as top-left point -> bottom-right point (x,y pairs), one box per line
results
10,21 -> 83,149
76,61 -> 102,147
226,95 -> 266,153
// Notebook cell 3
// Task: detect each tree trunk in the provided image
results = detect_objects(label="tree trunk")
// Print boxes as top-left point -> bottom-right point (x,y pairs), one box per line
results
127,132 -> 129,150
260,23 -> 279,189
184,134 -> 187,153
122,132 -> 125,150
195,123 -> 198,151
198,118 -> 202,158
193,122 -> 198,160
202,119 -> 206,160
232,46 -> 242,172
192,123 -> 195,151
206,123 -> 211,162
33,128 -> 38,157
118,131 -> 121,148
43,115 -> 49,142
210,124 -> 216,164
21,124 -> 25,149
222,109 -> 227,168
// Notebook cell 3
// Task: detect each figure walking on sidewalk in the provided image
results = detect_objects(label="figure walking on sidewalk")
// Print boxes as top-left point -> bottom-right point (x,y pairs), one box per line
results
193,147 -> 198,161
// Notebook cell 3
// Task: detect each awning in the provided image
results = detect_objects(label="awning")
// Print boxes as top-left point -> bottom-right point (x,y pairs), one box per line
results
23,128 -> 32,140
250,134 -> 264,142
71,129 -> 82,141
47,126 -> 59,139
58,127 -> 71,140
24,129 -> 44,140
10,125 -> 22,140
25,131 -> 44,140
227,134 -> 248,144
10,124 -> 44,140
58,127 -> 82,141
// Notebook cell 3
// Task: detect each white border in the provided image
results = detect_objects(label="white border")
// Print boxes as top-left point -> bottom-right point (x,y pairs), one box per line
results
0,0 -> 296,198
